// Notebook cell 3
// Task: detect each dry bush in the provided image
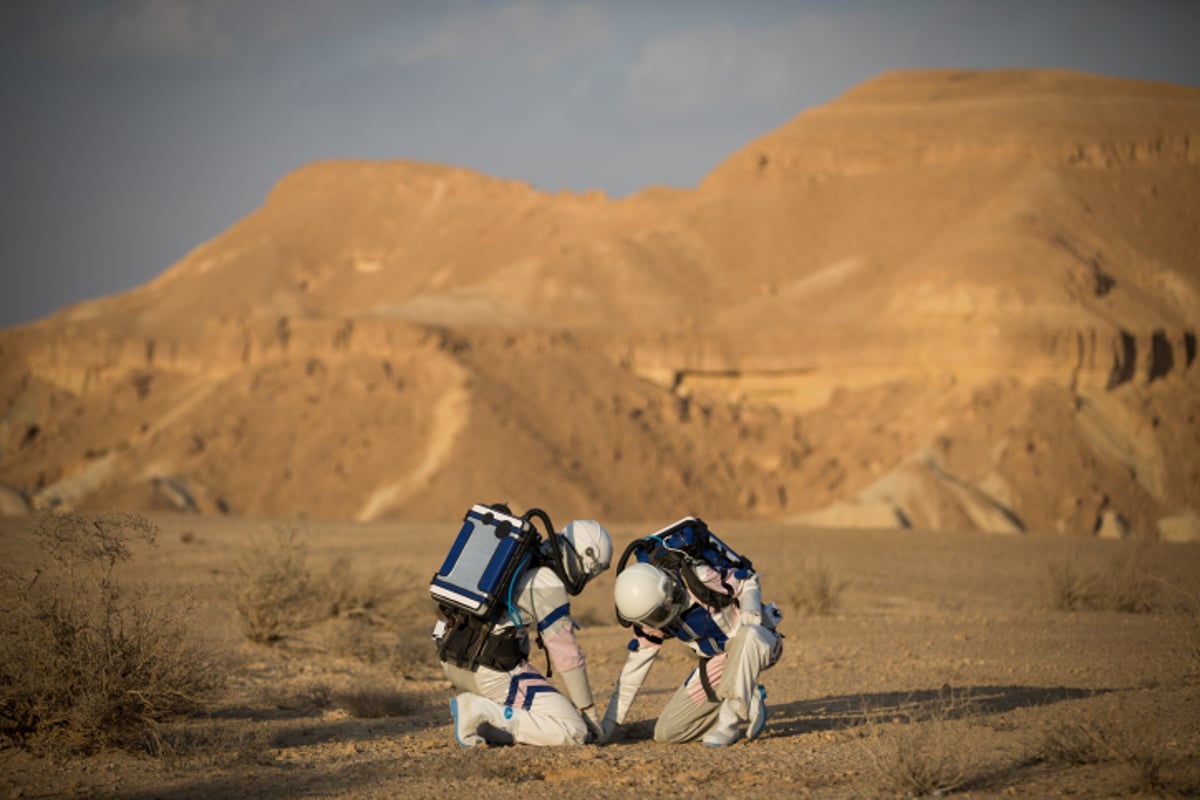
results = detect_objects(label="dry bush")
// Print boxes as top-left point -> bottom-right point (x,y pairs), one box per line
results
331,564 -> 440,674
1036,708 -> 1191,796
1045,548 -> 1162,613
315,558 -> 409,624
785,558 -> 846,616
859,688 -> 981,796
1045,559 -> 1102,611
232,525 -> 326,643
326,616 -> 434,674
234,529 -> 425,649
1037,717 -> 1104,765
0,511 -> 223,754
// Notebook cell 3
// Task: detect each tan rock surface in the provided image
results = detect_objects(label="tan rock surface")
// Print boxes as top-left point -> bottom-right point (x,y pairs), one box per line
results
1,68 -> 1198,536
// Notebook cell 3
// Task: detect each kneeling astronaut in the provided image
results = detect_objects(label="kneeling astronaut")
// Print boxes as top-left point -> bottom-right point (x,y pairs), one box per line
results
602,519 -> 783,746
436,513 -> 613,747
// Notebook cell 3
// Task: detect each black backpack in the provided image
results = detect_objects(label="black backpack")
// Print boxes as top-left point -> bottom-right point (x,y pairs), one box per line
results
430,503 -> 575,674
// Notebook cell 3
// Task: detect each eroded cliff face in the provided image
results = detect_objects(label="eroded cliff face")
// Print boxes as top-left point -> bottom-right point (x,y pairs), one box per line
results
1,69 -> 1197,537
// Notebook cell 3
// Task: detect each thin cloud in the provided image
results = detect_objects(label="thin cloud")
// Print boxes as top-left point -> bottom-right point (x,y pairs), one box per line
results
12,0 -> 348,64
380,1 -> 613,71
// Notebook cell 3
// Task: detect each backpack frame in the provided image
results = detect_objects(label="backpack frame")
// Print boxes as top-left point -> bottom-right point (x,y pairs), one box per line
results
430,503 -> 565,673
614,516 -> 754,625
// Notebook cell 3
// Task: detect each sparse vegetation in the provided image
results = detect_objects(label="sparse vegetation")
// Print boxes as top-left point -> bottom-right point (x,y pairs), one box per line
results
859,687 -> 981,796
1045,546 -> 1162,613
232,525 -> 324,643
1037,707 -> 1197,796
232,527 -> 427,649
316,557 -> 408,623
0,511 -> 224,754
785,558 -> 846,616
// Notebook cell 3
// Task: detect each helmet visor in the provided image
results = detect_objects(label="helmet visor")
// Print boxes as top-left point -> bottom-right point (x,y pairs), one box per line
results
638,574 -> 688,629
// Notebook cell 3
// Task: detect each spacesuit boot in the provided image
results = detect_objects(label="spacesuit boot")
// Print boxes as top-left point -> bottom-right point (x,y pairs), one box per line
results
450,693 -> 516,747
747,684 -> 768,740
702,699 -> 744,747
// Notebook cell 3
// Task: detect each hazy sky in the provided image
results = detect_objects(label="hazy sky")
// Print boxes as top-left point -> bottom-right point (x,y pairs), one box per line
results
2,1 -> 1198,329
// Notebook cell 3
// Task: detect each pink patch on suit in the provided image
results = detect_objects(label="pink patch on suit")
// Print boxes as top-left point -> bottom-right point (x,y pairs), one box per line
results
544,626 -> 586,672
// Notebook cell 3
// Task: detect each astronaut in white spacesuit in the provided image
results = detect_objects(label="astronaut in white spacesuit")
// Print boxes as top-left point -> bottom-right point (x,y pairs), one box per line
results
438,519 -> 613,747
603,552 -> 783,747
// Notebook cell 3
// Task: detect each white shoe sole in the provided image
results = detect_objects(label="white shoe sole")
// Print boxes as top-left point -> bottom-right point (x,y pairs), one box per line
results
702,730 -> 742,747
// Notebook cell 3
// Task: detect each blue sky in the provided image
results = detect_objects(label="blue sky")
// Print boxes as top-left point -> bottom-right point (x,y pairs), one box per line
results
1,0 -> 1198,329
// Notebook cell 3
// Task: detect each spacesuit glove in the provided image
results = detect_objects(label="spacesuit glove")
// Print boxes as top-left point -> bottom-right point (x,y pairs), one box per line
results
581,706 -> 607,744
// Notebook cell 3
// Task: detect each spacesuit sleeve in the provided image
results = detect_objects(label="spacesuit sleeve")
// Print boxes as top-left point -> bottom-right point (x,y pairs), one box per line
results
602,629 -> 662,726
527,569 -> 595,708
737,572 -> 764,625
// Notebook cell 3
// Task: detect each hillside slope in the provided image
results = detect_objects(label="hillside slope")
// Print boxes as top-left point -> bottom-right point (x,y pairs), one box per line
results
1,69 -> 1197,536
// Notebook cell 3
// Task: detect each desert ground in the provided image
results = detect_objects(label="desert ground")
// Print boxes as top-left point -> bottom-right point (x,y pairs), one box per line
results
3,511 -> 1198,799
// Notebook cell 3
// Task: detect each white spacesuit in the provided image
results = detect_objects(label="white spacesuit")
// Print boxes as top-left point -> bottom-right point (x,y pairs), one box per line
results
439,519 -> 612,747
604,559 -> 783,746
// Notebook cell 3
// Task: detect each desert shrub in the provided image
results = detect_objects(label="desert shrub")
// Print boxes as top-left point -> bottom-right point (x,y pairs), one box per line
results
234,529 -> 422,646
232,526 -> 325,643
0,511 -> 223,754
785,558 -> 846,616
1045,550 -> 1161,613
1037,710 -> 1180,795
859,688 -> 981,796
327,615 -> 433,672
315,558 -> 408,623
320,563 -> 441,674
1045,559 -> 1101,611
1038,717 -> 1105,765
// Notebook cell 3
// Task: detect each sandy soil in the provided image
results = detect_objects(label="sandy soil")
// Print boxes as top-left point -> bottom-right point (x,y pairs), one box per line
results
3,512 -> 1198,799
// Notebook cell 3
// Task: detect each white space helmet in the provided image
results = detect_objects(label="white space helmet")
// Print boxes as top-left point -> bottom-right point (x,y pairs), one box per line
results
614,562 -> 688,629
560,519 -> 613,586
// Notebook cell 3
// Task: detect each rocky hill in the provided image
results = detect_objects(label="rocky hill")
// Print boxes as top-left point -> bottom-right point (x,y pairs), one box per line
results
1,68 -> 1197,537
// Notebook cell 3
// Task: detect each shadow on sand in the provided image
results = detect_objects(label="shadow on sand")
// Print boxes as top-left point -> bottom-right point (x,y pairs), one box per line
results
767,683 -> 1104,739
